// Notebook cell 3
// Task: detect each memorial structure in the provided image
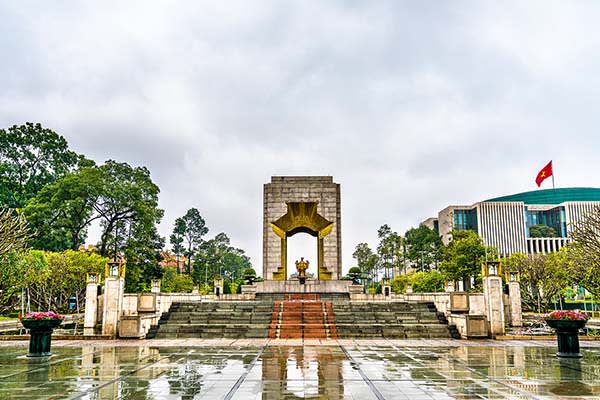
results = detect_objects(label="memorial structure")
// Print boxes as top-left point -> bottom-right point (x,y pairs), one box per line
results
263,176 -> 341,280
258,176 -> 346,293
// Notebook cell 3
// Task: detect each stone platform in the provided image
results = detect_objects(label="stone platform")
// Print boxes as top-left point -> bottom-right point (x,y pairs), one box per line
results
251,279 -> 353,293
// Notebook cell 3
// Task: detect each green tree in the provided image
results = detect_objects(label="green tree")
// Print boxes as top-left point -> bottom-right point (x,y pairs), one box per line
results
505,252 -> 569,312
391,273 -> 413,294
352,243 -> 379,286
22,167 -> 102,251
439,230 -> 494,286
529,224 -> 558,238
172,208 -> 208,274
169,218 -> 186,272
44,250 -> 107,311
242,268 -> 258,285
0,123 -> 82,208
0,249 -> 106,313
161,266 -> 193,293
344,266 -> 363,285
376,225 -> 404,279
94,160 -> 163,258
566,207 -> 600,296
223,280 -> 232,294
192,233 -> 251,286
410,270 -> 446,293
404,225 -> 442,272
121,224 -> 165,292
221,249 -> 252,282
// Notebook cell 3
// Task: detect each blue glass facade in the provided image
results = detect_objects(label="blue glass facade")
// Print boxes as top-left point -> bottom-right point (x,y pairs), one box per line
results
525,206 -> 567,237
453,209 -> 478,232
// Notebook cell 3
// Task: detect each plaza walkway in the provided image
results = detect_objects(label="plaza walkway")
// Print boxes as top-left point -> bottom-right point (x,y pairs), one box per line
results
1,339 -> 600,399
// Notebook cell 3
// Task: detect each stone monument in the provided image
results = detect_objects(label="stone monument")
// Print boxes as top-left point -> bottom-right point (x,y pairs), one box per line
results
263,176 -> 342,281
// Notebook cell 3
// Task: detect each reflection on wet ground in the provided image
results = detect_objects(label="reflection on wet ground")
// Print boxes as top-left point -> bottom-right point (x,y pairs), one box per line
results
0,341 -> 600,399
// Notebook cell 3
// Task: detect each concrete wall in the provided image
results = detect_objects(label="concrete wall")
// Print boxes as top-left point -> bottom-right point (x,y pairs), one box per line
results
118,292 -> 261,338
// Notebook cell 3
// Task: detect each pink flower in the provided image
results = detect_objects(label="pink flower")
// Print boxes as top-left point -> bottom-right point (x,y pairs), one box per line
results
545,310 -> 589,321
20,311 -> 64,320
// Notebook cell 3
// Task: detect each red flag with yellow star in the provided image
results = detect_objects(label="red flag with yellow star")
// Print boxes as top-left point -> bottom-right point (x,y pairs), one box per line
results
535,161 -> 553,187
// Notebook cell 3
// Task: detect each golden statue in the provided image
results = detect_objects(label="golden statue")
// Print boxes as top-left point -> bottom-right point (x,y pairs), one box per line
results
295,257 -> 309,284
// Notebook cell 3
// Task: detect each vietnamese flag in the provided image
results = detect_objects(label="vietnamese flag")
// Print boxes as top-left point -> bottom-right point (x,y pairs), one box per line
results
535,161 -> 553,187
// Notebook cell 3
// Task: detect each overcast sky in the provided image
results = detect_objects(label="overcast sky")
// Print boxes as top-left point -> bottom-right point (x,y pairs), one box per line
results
2,1 -> 600,275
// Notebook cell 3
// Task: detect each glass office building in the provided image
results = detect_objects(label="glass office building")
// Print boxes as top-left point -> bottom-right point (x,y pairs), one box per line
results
428,188 -> 600,256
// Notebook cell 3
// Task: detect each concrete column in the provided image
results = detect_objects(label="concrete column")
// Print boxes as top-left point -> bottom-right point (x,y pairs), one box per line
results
483,276 -> 505,337
102,276 -> 124,337
83,282 -> 98,336
507,281 -> 523,327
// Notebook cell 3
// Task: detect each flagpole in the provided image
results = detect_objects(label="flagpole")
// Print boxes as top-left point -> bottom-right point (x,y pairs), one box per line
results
552,160 -> 555,189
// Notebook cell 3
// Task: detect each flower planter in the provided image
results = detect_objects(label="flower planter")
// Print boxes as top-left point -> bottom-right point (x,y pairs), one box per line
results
20,318 -> 63,357
546,319 -> 587,358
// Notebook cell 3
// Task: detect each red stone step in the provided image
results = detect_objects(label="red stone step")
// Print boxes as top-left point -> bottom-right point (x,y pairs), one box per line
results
268,298 -> 338,339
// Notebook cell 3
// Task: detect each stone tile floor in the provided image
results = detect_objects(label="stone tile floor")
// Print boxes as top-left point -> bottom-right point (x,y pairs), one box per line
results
0,339 -> 600,399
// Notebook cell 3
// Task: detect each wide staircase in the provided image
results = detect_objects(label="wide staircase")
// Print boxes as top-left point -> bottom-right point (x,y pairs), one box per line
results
152,301 -> 272,339
268,294 -> 337,339
150,295 -> 458,340
332,301 -> 459,339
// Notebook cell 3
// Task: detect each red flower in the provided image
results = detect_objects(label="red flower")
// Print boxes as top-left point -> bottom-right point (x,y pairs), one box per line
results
20,311 -> 64,320
545,310 -> 589,321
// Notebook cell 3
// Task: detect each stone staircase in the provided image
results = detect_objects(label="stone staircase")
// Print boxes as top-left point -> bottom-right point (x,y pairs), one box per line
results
150,296 -> 458,340
332,301 -> 460,339
152,301 -> 272,339
268,294 -> 337,339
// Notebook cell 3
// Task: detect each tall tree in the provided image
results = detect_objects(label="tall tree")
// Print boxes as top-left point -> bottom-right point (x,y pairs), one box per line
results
0,123 -> 82,208
122,223 -> 165,292
352,243 -> 379,285
169,218 -> 186,273
505,252 -> 569,312
172,208 -> 208,274
404,225 -> 442,272
22,167 -> 102,251
567,207 -> 600,296
376,224 -> 404,279
439,230 -> 495,286
192,233 -> 251,285
94,160 -> 163,257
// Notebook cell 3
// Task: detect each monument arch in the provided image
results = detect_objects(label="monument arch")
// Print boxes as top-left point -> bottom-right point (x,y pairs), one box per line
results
263,176 -> 342,281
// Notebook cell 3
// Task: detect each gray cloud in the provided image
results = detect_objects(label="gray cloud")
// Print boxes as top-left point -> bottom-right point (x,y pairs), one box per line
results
2,1 -> 600,272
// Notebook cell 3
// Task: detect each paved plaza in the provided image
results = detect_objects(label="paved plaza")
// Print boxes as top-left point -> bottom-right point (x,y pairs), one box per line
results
1,339 -> 600,399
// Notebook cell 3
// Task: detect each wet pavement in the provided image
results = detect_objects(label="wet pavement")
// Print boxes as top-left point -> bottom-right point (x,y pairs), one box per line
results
1,339 -> 600,399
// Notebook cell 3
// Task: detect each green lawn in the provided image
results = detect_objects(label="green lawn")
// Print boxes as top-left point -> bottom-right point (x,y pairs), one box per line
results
0,316 -> 16,321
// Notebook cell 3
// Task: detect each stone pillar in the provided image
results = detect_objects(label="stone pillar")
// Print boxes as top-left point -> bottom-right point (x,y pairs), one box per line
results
83,278 -> 98,336
102,276 -> 124,337
150,279 -> 161,294
483,276 -> 505,337
214,277 -> 224,297
507,281 -> 523,327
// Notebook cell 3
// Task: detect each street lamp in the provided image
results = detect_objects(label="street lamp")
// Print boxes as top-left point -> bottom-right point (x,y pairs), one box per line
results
482,261 -> 501,277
